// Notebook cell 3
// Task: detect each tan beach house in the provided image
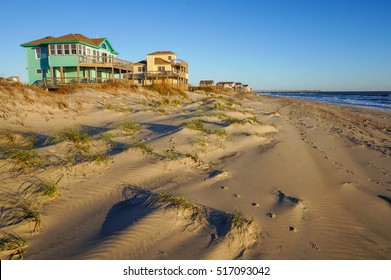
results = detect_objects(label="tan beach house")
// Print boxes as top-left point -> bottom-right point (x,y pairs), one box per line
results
21,33 -> 133,87
132,51 -> 189,90
199,80 -> 215,88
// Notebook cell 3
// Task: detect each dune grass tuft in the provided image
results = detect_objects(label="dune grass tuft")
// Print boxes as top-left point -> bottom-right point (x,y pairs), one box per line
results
224,209 -> 259,256
146,83 -> 188,99
2,147 -> 44,172
20,175 -> 63,199
184,119 -> 208,132
0,193 -> 42,233
146,190 -> 205,225
131,140 -> 154,155
0,231 -> 28,260
116,120 -> 140,136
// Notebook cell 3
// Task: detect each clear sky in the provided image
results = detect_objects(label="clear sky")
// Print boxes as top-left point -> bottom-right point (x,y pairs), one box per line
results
1,0 -> 390,90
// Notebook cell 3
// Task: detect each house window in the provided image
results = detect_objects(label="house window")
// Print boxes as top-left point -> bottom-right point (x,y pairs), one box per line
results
158,66 -> 165,72
36,69 -> 48,74
56,44 -> 62,55
71,44 -> 77,54
102,43 -> 107,49
168,56 -> 171,60
87,48 -> 90,55
64,44 -> 70,55
49,45 -> 56,55
82,45 -> 86,55
93,50 -> 96,56
35,47 -> 47,59
35,48 -> 41,59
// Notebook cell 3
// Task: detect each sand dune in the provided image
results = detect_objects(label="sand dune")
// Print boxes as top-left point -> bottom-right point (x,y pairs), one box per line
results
0,82 -> 390,260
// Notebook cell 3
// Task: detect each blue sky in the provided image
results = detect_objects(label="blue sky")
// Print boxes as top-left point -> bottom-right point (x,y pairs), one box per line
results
1,0 -> 390,90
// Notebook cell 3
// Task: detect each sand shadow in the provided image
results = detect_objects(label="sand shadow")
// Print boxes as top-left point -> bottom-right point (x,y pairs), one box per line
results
378,195 -> 391,206
100,185 -> 156,238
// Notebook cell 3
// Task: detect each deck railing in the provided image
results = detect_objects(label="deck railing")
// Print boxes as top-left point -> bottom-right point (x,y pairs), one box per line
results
40,77 -> 132,88
78,55 -> 133,69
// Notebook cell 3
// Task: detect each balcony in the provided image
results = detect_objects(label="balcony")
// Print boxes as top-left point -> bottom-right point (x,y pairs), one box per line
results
78,55 -> 133,70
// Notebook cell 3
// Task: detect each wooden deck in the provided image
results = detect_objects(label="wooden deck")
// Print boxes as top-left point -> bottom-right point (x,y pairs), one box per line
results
78,55 -> 132,71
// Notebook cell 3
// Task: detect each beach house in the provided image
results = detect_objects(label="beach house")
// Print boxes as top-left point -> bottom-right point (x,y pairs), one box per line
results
199,80 -> 215,88
21,33 -> 132,87
132,51 -> 189,90
216,82 -> 236,89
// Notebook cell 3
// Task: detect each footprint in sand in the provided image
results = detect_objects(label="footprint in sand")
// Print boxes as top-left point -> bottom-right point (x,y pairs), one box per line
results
310,242 -> 320,251
233,194 -> 241,198
288,226 -> 297,232
252,202 -> 259,207
220,186 -> 229,190
205,170 -> 230,183
266,212 -> 276,218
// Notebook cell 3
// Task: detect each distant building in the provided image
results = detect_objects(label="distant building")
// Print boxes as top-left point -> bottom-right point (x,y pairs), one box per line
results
132,51 -> 189,90
199,80 -> 215,87
20,33 -> 132,86
4,76 -> 21,83
216,82 -> 236,89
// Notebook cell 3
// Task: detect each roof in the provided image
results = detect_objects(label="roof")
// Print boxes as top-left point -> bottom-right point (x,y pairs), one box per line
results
134,60 -> 147,65
148,51 -> 176,56
217,82 -> 235,85
154,58 -> 171,65
200,80 -> 214,84
21,33 -> 118,54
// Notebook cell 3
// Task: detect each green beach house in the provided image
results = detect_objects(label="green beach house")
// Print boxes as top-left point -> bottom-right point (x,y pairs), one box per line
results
21,33 -> 132,87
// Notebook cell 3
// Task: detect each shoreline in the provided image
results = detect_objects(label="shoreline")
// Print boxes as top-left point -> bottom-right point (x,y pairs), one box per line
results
255,91 -> 391,111
0,84 -> 390,260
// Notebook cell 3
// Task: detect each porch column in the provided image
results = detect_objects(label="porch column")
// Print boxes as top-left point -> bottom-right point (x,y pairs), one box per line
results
77,66 -> 80,84
60,66 -> 64,84
50,67 -> 54,85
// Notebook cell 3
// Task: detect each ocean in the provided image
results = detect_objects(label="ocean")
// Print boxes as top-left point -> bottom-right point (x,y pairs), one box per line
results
256,91 -> 391,111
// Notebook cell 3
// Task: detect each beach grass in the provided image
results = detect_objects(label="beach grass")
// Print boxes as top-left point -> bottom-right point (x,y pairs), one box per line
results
0,193 -> 42,233
0,231 -> 28,260
184,119 -> 205,131
224,209 -> 259,255
116,120 -> 140,136
20,175 -> 63,199
2,147 -> 44,172
131,140 -> 154,155
146,190 -> 205,225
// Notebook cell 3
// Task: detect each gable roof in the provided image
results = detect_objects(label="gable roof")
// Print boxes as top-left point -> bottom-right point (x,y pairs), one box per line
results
154,57 -> 171,65
21,33 -> 118,54
134,60 -> 147,65
148,51 -> 176,56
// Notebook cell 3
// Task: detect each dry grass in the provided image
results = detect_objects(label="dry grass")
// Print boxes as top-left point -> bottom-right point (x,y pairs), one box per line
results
0,231 -> 28,260
1,147 -> 44,172
131,140 -> 154,155
116,120 -> 140,136
146,190 -> 205,226
184,119 -> 207,132
224,209 -> 259,256
46,128 -> 92,154
19,175 -> 63,200
146,83 -> 188,99
0,192 -> 42,233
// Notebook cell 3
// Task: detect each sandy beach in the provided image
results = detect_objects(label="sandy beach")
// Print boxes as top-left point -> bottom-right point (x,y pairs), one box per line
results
0,82 -> 390,260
